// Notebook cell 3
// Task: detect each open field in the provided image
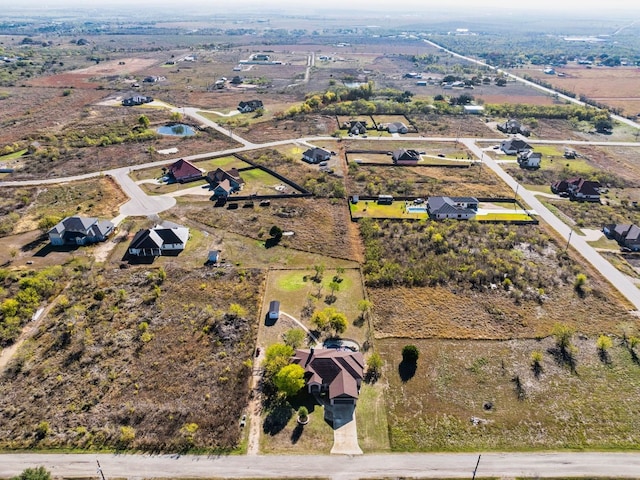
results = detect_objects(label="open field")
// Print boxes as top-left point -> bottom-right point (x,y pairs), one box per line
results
521,65 -> 640,117
380,336 -> 640,451
0,263 -> 263,451
347,162 -> 512,198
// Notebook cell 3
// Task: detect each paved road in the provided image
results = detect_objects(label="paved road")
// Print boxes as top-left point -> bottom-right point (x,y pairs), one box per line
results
464,138 -> 640,310
2,452 -> 640,479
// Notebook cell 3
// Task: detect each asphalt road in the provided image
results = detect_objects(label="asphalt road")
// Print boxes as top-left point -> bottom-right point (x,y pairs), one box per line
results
1,452 -> 640,479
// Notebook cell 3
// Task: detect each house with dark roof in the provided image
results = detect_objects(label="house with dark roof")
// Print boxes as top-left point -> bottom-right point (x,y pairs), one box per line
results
122,95 -> 153,106
48,216 -> 114,246
500,138 -> 532,155
605,224 -> 640,251
342,120 -> 368,135
167,159 -> 203,183
551,177 -> 601,202
392,149 -> 421,165
291,348 -> 365,406
426,196 -> 478,220
497,119 -> 530,136
128,222 -> 189,257
206,168 -> 245,198
238,99 -> 264,113
302,147 -> 332,164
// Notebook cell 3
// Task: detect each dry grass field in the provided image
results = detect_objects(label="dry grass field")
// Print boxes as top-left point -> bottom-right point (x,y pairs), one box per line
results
380,336 -> 640,452
0,263 -> 263,451
520,65 -> 640,117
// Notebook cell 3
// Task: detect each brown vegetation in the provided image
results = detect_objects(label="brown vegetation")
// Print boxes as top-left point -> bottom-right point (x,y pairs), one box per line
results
0,265 -> 263,451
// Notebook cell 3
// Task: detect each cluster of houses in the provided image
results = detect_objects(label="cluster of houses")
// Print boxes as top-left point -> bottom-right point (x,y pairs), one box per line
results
122,95 -> 153,106
339,118 -> 409,136
551,177 -> 601,202
165,158 -> 245,199
499,138 -> 542,169
47,216 -> 190,258
604,224 -> 640,252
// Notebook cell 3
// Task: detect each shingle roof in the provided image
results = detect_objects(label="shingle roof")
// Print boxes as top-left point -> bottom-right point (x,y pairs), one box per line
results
168,159 -> 202,180
292,349 -> 364,400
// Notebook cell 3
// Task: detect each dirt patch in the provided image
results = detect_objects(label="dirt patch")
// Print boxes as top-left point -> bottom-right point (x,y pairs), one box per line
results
72,58 -> 159,75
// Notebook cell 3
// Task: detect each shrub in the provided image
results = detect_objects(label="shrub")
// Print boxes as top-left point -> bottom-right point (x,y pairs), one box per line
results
402,345 -> 420,363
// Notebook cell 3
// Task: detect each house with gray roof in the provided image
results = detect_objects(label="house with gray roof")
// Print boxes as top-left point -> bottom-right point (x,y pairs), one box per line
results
500,138 -> 532,155
605,223 -> 640,251
48,216 -> 114,246
302,147 -> 332,164
426,196 -> 478,220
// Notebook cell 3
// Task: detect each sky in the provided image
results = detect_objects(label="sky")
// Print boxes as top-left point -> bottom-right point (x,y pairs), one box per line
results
11,0 -> 640,13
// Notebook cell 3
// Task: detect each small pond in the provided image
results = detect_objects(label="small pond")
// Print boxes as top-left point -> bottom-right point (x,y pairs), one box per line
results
156,124 -> 196,136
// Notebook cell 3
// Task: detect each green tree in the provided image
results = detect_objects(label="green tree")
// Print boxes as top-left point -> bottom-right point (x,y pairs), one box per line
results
269,225 -> 283,240
138,114 -> 150,129
11,467 -> 51,480
38,215 -> 61,233
274,363 -> 305,397
596,334 -> 613,352
402,344 -> 420,363
310,309 -> 329,331
312,263 -> 325,282
297,405 -> 309,422
228,303 -> 247,318
357,299 -> 373,320
366,352 -> 383,380
263,343 -> 294,378
329,311 -> 348,335
552,323 -> 574,351
283,328 -> 306,348
170,111 -> 183,122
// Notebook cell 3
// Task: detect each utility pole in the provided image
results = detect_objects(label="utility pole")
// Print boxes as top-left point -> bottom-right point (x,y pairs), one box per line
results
472,454 -> 481,480
566,230 -> 573,252
96,460 -> 106,480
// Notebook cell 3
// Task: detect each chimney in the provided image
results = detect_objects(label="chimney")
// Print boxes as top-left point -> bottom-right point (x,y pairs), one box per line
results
305,347 -> 314,367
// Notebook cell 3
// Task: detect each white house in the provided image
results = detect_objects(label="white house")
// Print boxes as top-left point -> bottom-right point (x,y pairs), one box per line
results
517,150 -> 542,169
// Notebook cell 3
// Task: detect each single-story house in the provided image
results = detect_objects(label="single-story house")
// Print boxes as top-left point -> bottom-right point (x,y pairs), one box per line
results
122,95 -> 153,106
167,159 -> 203,183
128,222 -> 189,257
427,196 -> 478,220
500,138 -> 532,155
385,122 -> 409,134
291,348 -> 365,405
238,99 -> 264,113
342,120 -> 367,135
302,147 -> 332,164
48,216 -> 114,246
206,167 -> 245,198
497,119 -> 530,136
392,148 -> 421,165
551,177 -> 601,202
517,150 -> 542,169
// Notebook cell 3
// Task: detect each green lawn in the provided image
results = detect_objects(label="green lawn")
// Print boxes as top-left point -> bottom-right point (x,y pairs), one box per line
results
0,149 -> 27,161
356,382 -> 391,452
350,200 -> 426,220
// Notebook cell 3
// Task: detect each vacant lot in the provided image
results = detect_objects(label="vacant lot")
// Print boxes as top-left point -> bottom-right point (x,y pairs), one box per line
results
380,336 -> 640,451
347,163 -> 512,198
0,264 -> 263,451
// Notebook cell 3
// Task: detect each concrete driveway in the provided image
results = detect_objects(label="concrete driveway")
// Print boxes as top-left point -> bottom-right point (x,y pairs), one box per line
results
327,404 -> 363,455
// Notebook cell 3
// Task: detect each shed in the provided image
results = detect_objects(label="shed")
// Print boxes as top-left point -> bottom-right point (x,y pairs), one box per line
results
268,300 -> 280,320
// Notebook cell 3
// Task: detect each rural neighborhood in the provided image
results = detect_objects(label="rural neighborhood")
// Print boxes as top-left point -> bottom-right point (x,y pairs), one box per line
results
0,2 -> 640,479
